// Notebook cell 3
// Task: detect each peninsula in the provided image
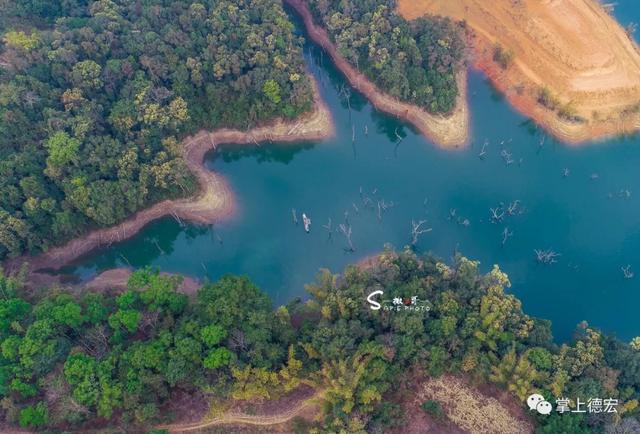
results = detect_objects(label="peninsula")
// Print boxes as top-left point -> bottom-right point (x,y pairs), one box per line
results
286,0 -> 470,148
4,79 -> 333,280
399,0 -> 640,143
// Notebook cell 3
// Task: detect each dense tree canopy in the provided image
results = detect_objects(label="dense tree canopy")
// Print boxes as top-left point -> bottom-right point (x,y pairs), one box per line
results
0,268 -> 293,429
292,249 -> 640,432
0,250 -> 638,431
307,0 -> 466,113
0,0 -> 314,260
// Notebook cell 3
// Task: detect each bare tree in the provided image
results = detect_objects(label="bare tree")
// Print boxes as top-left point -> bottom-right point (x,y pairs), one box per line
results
490,207 -> 505,223
534,249 -> 561,264
339,223 -> 355,252
376,199 -> 394,221
500,149 -> 514,165
506,200 -> 522,216
119,254 -> 132,267
394,127 -> 404,144
479,140 -> 488,159
538,134 -> 546,153
323,218 -> 333,240
171,211 -> 184,227
411,220 -> 432,246
152,239 -> 165,255
502,227 -> 513,245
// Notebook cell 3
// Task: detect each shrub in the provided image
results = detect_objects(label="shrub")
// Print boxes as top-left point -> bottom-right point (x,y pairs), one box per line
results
493,43 -> 514,69
421,400 -> 446,421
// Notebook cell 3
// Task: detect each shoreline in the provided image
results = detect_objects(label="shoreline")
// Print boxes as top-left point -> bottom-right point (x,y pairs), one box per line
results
399,0 -> 640,145
4,78 -> 334,281
285,0 -> 470,149
472,36 -> 640,145
84,268 -> 202,295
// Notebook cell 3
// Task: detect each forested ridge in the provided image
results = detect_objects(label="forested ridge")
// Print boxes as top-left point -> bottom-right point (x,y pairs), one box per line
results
1,249 -> 639,432
306,0 -> 466,114
0,0 -> 314,260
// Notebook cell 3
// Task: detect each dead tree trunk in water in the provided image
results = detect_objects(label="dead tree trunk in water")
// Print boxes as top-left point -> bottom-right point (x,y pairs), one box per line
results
479,140 -> 488,159
501,228 -> 513,246
534,249 -> 561,264
339,223 -> 355,252
410,220 -> 432,246
323,218 -> 333,240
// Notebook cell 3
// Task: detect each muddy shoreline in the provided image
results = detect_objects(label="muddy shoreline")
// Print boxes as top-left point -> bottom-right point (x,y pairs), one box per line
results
399,0 -> 640,144
285,0 -> 470,149
473,36 -> 640,144
4,78 -> 334,284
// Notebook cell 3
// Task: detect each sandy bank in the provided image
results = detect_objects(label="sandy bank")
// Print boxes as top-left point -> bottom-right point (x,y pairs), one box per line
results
4,78 -> 333,281
285,0 -> 469,148
399,0 -> 640,144
83,268 -> 202,295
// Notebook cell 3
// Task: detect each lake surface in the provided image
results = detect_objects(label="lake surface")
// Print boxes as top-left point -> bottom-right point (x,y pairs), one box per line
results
65,3 -> 640,343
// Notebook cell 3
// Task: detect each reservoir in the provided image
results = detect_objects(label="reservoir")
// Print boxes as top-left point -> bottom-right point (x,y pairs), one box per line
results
64,2 -> 640,343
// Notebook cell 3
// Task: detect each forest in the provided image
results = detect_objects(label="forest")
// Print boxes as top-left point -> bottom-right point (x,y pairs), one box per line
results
0,0 -> 314,260
1,249 -> 639,432
306,0 -> 466,114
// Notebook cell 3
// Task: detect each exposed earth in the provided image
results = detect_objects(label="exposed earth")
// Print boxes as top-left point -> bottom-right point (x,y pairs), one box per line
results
398,0 -> 640,143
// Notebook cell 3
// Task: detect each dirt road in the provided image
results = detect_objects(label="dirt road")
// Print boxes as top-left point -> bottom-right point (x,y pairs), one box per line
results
159,389 -> 321,432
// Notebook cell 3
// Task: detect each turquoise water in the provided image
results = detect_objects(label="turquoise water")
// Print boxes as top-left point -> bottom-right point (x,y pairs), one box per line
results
65,3 -> 640,343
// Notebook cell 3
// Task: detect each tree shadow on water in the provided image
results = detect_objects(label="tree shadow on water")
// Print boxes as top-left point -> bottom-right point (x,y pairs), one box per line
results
208,141 -> 318,166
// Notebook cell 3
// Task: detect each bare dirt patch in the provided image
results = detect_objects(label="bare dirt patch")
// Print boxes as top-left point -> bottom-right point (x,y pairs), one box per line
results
408,375 -> 534,434
285,0 -> 470,149
399,0 -> 640,143
4,78 -> 333,285
158,386 -> 320,433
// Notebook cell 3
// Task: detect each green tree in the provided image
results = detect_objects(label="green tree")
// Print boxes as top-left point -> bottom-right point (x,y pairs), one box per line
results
263,79 -> 282,104
44,132 -> 80,174
18,402 -> 48,428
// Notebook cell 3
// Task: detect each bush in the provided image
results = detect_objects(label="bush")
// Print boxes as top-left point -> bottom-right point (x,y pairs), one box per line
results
18,402 -> 48,428
537,86 -> 558,110
421,400 -> 446,421
493,43 -> 514,69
